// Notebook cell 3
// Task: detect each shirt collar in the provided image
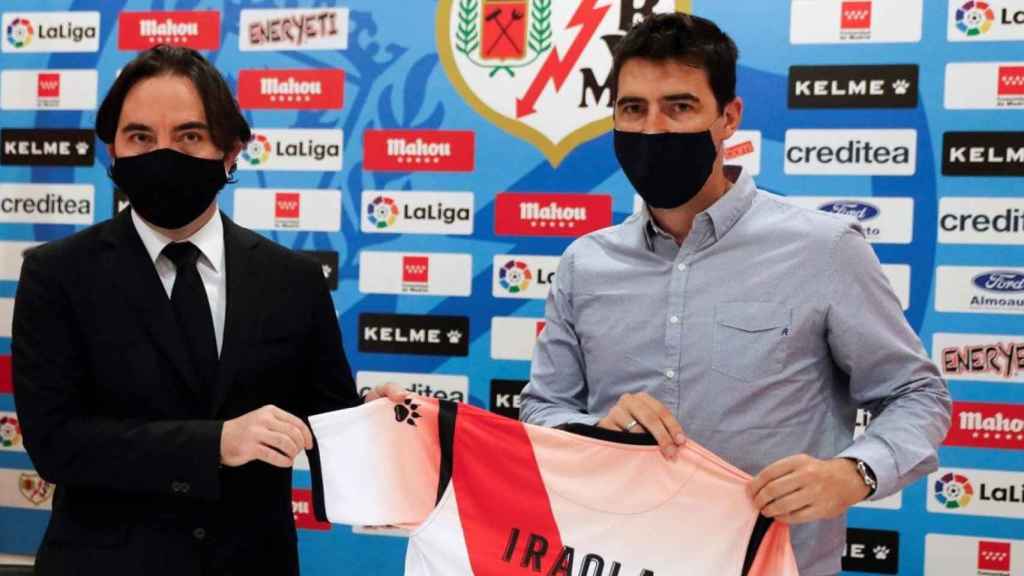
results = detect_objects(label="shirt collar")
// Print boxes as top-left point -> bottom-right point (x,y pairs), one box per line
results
131,208 -> 224,273
640,165 -> 757,252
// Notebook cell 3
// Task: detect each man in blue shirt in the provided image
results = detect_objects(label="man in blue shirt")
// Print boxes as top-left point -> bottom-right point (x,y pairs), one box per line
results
519,13 -> 951,576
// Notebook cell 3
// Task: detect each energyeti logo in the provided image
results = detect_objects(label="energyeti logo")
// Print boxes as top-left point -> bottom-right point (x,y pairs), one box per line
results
367,195 -> 399,229
6,18 -> 33,48
933,472 -> 974,509
242,134 -> 271,166
956,1 -> 995,36
499,260 -> 533,293
438,0 -> 687,166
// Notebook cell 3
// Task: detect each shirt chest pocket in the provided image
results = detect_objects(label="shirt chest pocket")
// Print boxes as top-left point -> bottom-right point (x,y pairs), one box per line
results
712,302 -> 790,383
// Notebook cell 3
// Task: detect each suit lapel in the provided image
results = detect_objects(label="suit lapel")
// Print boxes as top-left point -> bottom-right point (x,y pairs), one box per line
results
211,214 -> 265,416
105,210 -> 200,396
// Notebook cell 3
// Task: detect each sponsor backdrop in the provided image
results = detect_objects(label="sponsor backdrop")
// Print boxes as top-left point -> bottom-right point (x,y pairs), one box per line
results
0,0 -> 1022,574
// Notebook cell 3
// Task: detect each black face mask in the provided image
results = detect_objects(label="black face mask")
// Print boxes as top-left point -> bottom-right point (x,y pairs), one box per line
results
109,148 -> 229,229
614,128 -> 719,210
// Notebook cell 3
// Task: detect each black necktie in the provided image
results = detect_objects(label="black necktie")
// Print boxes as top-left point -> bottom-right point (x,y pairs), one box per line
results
161,242 -> 219,393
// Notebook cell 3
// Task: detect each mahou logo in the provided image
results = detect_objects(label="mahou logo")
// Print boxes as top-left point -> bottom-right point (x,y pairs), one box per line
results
237,69 -> 344,110
946,401 -> 1024,450
292,489 -> 330,531
363,130 -> 474,172
118,11 -> 220,50
438,0 -> 677,166
494,193 -> 612,237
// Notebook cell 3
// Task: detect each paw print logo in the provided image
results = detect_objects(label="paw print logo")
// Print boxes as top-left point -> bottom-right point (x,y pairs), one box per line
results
74,141 -> 90,156
892,79 -> 911,95
394,399 -> 421,426
321,264 -> 333,279
447,330 -> 462,344
872,545 -> 890,560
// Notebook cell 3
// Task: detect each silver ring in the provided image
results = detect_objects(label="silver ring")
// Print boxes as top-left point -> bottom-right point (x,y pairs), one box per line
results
624,419 -> 639,431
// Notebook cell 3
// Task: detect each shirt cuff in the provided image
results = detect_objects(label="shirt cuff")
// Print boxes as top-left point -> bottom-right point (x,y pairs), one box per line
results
836,438 -> 900,501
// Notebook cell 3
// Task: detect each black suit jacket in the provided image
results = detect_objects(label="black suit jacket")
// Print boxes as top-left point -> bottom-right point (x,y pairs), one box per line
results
11,209 -> 360,575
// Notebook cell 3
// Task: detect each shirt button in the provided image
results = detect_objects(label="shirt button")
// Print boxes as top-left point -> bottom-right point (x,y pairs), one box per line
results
677,263 -> 687,271
669,315 -> 680,324
665,369 -> 675,379
193,528 -> 206,541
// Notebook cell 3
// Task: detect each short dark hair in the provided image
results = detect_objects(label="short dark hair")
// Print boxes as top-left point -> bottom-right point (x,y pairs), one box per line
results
609,13 -> 738,113
96,44 -> 251,154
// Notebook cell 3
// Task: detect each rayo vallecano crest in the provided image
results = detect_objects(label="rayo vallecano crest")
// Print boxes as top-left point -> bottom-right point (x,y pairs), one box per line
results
438,0 -> 688,166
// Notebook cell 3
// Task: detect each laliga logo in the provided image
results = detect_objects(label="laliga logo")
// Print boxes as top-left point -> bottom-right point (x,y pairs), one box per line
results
0,416 -> 21,449
242,134 -> 271,166
973,271 -> 1024,293
439,0 -> 686,166
6,18 -> 33,48
934,472 -> 974,509
499,260 -> 533,293
956,1 -> 995,36
367,196 -> 399,229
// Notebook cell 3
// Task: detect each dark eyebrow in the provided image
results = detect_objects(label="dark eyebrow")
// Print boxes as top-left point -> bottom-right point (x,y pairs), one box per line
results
615,96 -> 646,108
663,93 -> 700,103
120,122 -> 152,133
173,121 -> 210,133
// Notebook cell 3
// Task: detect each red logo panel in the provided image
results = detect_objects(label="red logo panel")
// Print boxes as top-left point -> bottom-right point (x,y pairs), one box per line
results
237,69 -> 344,110
363,130 -> 475,172
495,193 -> 612,237
118,11 -> 221,51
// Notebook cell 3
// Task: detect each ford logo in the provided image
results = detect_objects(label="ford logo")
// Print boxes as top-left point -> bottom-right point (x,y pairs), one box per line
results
819,201 -> 880,222
973,271 -> 1024,293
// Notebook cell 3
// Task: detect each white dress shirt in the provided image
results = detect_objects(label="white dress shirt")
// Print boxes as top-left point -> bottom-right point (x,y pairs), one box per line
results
130,209 -> 227,356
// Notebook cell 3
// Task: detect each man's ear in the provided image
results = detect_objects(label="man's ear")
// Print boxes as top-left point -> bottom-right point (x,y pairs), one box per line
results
719,96 -> 743,142
223,140 -> 243,174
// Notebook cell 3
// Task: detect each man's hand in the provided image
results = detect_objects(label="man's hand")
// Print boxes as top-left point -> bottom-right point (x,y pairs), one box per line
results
597,392 -> 686,459
748,455 -> 871,524
363,383 -> 409,403
220,405 -> 314,468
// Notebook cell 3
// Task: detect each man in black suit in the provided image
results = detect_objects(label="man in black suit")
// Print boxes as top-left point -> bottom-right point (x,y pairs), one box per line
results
12,45 -> 370,575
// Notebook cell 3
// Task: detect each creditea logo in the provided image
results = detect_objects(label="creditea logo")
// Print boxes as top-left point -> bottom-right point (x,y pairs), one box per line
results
782,196 -> 914,244
2,11 -> 99,53
238,129 -> 342,172
946,62 -> 1024,109
950,0 -> 1024,42
118,11 -> 220,50
939,197 -> 1024,245
0,69 -> 97,111
494,193 -> 612,237
790,0 -> 923,44
927,468 -> 1024,519
933,332 -> 1024,384
357,371 -> 469,403
925,534 -> 1023,576
358,251 -> 473,297
238,69 -> 343,110
240,8 -> 349,51
0,183 -> 93,225
363,130 -> 474,172
491,316 -> 546,361
943,132 -> 1024,176
232,188 -> 341,232
784,129 -> 917,176
361,191 -> 474,235
292,489 -> 330,531
492,255 -> 560,300
946,401 -> 1024,450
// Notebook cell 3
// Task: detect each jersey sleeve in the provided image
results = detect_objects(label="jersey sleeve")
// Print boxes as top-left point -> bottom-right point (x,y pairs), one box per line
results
309,397 -> 443,529
746,520 -> 800,576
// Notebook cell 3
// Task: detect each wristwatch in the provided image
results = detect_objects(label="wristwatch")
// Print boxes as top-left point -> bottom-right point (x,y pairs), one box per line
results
847,458 -> 878,498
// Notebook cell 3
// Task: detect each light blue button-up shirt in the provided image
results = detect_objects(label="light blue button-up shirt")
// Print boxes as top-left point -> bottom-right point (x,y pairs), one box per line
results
520,168 -> 951,576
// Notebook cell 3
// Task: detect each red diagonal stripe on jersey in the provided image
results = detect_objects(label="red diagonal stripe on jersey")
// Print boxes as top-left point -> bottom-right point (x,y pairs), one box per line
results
453,405 -> 564,574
